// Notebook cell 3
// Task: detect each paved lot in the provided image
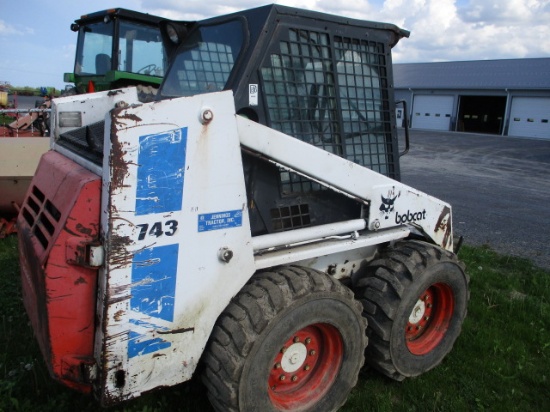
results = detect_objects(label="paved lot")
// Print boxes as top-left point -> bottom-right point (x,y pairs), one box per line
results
397,128 -> 550,269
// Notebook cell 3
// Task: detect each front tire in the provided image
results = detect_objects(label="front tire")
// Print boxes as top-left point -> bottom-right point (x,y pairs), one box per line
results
352,240 -> 469,381
202,266 -> 367,412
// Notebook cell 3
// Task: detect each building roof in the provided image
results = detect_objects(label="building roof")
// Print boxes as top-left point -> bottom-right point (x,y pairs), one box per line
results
393,58 -> 550,90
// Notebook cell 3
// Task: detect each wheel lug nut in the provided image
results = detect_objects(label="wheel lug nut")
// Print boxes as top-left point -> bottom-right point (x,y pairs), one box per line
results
293,336 -> 300,343
304,364 -> 310,371
309,350 -> 316,356
274,363 -> 281,369
279,375 -> 286,381
305,338 -> 311,344
291,375 -> 298,382
280,347 -> 287,354
424,295 -> 429,300
271,386 -> 276,390
416,325 -> 422,330
426,303 -> 433,308
424,316 -> 429,321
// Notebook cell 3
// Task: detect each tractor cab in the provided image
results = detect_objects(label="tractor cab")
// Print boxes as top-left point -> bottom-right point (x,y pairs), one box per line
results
64,8 -> 168,95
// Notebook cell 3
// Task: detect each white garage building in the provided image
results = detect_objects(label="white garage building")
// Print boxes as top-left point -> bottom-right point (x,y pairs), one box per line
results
393,58 -> 550,139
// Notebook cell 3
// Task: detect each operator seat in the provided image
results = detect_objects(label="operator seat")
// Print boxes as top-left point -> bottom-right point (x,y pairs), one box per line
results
95,53 -> 111,75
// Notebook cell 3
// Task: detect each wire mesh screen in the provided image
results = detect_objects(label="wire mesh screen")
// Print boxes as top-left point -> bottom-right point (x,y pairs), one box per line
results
161,20 -> 244,97
261,28 -> 396,194
261,29 -> 340,193
169,43 -> 235,95
270,203 -> 311,231
334,37 -> 393,175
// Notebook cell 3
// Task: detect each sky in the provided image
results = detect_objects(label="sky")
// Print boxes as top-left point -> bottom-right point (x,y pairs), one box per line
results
1,0 -> 549,89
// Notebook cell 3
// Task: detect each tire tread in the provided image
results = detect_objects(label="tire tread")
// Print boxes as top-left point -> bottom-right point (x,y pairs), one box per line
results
353,240 -> 469,380
202,266 -> 367,411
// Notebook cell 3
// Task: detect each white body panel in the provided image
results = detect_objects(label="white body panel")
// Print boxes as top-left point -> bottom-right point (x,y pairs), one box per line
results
52,87 -> 142,140
96,92 -> 255,402
51,87 -> 143,175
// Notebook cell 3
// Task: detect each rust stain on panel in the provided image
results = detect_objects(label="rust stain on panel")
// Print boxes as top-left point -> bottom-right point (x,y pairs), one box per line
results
110,132 -> 130,191
109,234 -> 134,270
109,108 -> 142,191
113,310 -> 125,322
119,113 -> 142,123
157,327 -> 195,335
75,223 -> 93,236
106,295 -> 132,305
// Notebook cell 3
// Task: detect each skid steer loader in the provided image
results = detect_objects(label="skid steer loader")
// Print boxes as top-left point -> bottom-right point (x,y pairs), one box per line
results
17,5 -> 469,411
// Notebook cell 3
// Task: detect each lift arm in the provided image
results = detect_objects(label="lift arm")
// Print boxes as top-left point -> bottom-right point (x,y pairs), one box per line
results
236,115 -> 454,252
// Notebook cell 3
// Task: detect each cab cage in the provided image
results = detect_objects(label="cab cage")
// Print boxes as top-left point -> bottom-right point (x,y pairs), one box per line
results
159,5 -> 409,235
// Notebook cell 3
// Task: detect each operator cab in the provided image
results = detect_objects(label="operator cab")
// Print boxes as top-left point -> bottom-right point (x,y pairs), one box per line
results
65,8 -> 168,94
158,5 -> 409,235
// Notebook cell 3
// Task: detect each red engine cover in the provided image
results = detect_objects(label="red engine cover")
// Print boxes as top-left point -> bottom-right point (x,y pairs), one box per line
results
18,151 -> 101,392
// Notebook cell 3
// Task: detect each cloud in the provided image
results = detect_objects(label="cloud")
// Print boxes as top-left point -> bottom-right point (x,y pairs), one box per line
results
457,0 -> 550,25
139,0 -> 262,19
373,0 -> 550,62
0,19 -> 34,36
141,0 -> 367,20
134,0 -> 549,63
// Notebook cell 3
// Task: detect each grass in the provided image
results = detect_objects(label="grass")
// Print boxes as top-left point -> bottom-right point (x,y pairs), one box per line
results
1,114 -> 14,126
1,236 -> 549,411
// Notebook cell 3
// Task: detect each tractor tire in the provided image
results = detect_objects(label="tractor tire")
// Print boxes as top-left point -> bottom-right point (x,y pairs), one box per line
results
352,240 -> 469,381
201,266 -> 367,412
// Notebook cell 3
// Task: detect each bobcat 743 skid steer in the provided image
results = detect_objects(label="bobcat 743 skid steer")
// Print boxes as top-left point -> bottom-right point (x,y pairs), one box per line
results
17,5 -> 469,411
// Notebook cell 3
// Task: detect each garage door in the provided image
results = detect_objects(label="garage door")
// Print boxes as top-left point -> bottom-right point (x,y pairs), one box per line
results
508,97 -> 550,139
412,95 -> 454,131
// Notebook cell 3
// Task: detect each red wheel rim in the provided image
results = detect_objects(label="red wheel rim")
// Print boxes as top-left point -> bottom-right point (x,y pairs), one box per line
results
268,323 -> 343,410
405,283 -> 454,355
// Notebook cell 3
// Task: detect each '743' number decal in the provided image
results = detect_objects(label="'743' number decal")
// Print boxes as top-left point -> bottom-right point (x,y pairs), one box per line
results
136,220 -> 178,240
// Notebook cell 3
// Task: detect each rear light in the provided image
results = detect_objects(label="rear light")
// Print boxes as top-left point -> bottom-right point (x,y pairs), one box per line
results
59,111 -> 82,128
66,238 -> 104,268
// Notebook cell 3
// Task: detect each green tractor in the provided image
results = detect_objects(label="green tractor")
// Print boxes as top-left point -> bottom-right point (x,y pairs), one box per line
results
64,8 -> 178,100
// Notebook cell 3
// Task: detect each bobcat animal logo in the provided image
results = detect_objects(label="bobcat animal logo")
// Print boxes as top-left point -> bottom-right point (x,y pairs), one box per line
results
379,189 -> 400,219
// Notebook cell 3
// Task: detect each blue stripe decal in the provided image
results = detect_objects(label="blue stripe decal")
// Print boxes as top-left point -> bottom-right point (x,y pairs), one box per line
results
128,320 -> 170,359
198,210 -> 243,232
131,244 -> 178,322
136,127 -> 187,215
128,331 -> 171,358
128,244 -> 179,358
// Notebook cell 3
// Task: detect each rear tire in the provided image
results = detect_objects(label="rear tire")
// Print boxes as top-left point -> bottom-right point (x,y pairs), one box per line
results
352,240 -> 469,381
202,266 -> 367,412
